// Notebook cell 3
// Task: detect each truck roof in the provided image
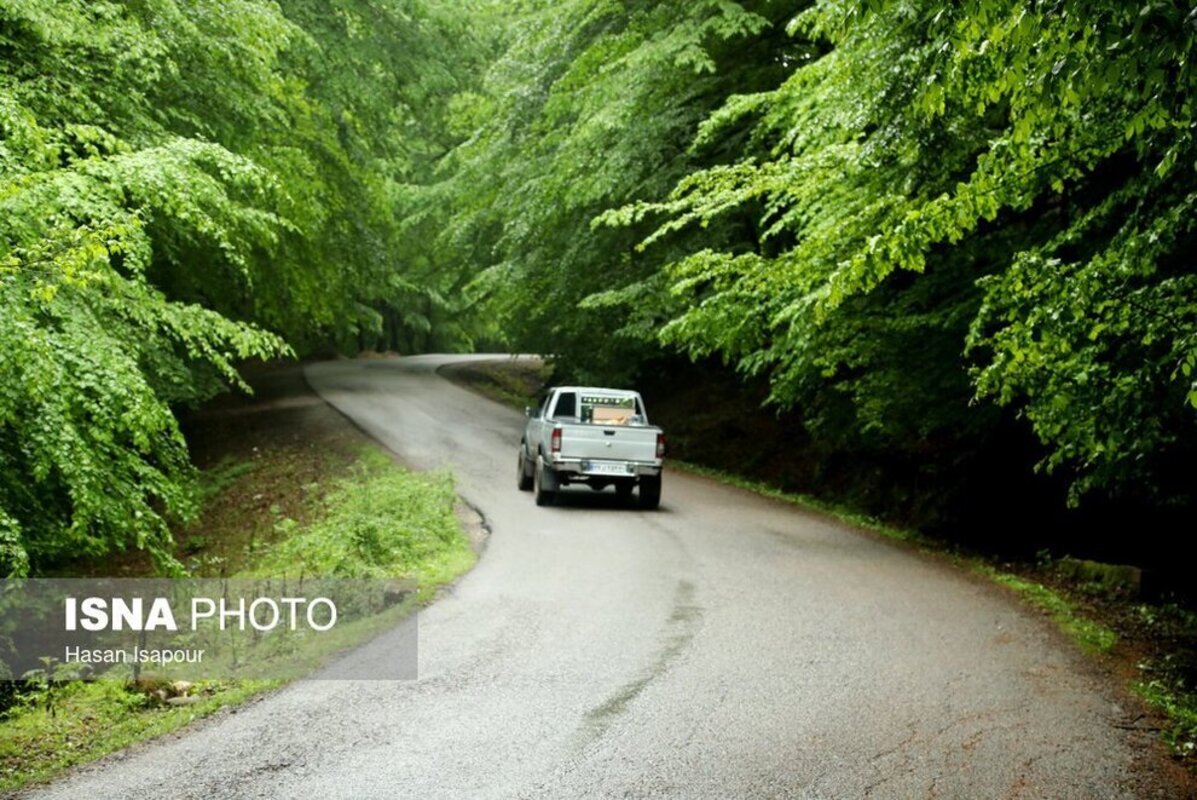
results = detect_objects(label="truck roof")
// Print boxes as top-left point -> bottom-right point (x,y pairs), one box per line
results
551,386 -> 640,396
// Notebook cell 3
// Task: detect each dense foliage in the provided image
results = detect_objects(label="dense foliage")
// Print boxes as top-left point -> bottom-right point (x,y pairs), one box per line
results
425,0 -> 800,382
3,0 -> 1194,574
615,1 -> 1197,507
0,0 -> 481,574
436,0 -> 1196,534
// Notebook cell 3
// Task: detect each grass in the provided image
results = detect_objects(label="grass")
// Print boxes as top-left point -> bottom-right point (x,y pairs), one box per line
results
0,679 -> 275,790
1130,602 -> 1197,760
977,568 -> 1118,654
1,369 -> 478,794
249,447 -> 476,596
199,456 -> 258,502
1135,679 -> 1197,760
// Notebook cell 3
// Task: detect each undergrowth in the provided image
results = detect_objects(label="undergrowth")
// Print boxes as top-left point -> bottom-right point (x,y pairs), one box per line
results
1,444 -> 474,793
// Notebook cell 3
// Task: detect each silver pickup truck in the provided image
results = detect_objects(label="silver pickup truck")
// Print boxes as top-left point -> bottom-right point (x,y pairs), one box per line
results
517,386 -> 665,508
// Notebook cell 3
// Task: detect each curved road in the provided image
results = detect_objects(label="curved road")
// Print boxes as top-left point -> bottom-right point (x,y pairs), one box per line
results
24,355 -> 1180,798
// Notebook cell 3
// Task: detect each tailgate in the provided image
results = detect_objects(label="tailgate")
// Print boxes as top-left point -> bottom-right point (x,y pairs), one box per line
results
559,425 -> 658,463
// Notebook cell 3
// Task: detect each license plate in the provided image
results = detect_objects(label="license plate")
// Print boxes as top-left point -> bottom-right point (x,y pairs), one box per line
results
583,462 -> 629,476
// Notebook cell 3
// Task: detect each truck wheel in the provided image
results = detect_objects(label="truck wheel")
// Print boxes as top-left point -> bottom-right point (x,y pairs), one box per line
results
637,474 -> 661,510
534,456 -> 557,506
517,448 -> 533,491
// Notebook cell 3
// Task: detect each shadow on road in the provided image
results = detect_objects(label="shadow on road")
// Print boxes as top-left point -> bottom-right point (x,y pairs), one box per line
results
540,487 -> 669,512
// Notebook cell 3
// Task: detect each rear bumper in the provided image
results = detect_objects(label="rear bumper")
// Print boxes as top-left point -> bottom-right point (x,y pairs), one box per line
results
548,456 -> 662,479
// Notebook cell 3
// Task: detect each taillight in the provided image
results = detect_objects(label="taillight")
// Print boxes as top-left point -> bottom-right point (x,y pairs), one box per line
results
550,427 -> 562,454
656,433 -> 666,459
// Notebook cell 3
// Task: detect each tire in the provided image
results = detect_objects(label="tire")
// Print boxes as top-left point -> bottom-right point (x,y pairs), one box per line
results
637,474 -> 661,510
517,447 -> 533,491
534,456 -> 557,506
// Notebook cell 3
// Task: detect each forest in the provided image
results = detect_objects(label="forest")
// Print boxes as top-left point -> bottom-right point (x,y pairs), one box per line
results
2,0 -> 1195,578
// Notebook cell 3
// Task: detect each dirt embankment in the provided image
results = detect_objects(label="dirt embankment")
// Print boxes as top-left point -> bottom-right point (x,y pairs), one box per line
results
63,362 -> 372,578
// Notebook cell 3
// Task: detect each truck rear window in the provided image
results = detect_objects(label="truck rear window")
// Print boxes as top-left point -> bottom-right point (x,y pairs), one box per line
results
580,395 -> 636,425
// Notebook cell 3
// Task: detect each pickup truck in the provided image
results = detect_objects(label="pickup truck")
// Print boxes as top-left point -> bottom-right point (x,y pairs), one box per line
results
517,386 -> 665,509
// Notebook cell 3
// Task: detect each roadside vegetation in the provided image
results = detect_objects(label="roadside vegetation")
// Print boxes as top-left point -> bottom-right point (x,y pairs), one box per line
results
0,678 -> 272,793
0,0 -> 493,577
250,448 -> 473,592
0,368 -> 476,793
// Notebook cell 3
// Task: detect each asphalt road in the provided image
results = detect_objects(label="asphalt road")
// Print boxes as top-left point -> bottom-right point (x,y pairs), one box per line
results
23,355 -> 1182,799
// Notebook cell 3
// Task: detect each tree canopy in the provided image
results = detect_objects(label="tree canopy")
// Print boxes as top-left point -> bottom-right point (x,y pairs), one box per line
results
1,0 -> 482,573
3,0 -> 1194,575
612,1 -> 1197,506
436,0 -> 1196,514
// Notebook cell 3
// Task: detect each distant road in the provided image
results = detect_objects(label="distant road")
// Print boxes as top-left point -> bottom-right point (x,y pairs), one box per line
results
24,354 -> 1182,799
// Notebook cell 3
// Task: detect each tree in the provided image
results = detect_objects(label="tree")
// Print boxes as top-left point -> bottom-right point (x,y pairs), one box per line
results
613,0 -> 1197,505
0,0 -> 483,574
433,0 -> 793,382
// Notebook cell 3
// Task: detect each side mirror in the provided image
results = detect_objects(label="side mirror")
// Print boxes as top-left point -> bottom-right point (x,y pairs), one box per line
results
525,406 -> 535,418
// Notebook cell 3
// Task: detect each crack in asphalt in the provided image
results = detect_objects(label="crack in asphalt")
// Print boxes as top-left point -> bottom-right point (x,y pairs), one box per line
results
582,579 -> 703,738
